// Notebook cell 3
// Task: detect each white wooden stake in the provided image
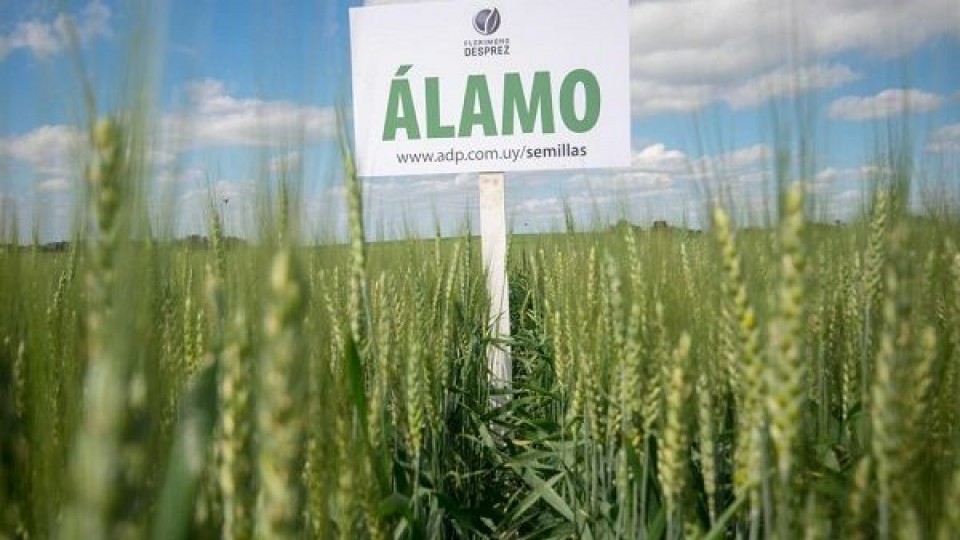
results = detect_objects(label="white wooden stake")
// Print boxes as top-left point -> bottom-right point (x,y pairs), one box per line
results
478,172 -> 511,398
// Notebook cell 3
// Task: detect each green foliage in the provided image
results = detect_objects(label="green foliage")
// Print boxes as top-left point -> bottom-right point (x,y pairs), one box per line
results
1,112 -> 959,540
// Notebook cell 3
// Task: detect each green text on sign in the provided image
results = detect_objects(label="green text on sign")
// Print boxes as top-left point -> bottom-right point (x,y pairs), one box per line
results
382,66 -> 602,141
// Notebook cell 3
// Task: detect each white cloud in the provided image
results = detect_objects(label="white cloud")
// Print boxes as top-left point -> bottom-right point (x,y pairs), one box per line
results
632,143 -> 689,172
177,178 -> 254,207
629,0 -> 959,115
632,62 -> 860,115
0,21 -> 60,59
211,179 -> 255,203
163,80 -> 337,150
360,173 -> 478,233
62,0 -> 112,43
156,165 -> 207,187
35,178 -> 74,193
563,142 -> 772,212
726,64 -> 861,109
814,167 -> 844,185
828,88 -> 945,120
451,172 -> 475,186
175,179 -> 258,236
578,170 -> 677,192
0,124 -> 86,176
561,144 -> 693,197
808,166 -> 873,195
268,151 -> 303,174
511,197 -> 563,217
927,123 -> 960,153
620,172 -> 677,193
723,144 -> 772,169
631,79 -> 712,116
0,1 -> 111,61
2,81 -> 339,195
696,144 -> 772,174
802,0 -> 960,57
819,189 -> 867,221
150,149 -> 177,169
366,174 -> 472,201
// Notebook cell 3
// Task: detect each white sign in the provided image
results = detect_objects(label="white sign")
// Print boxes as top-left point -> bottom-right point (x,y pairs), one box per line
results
349,0 -> 631,177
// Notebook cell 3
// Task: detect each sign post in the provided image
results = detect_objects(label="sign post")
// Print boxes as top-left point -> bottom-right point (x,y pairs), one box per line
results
478,172 -> 511,397
349,0 -> 630,395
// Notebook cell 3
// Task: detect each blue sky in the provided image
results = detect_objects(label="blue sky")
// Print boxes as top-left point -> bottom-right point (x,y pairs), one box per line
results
1,0 -> 959,241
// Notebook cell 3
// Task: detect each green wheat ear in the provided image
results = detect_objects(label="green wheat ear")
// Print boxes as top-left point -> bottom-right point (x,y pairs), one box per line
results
861,190 -> 889,402
696,372 -> 717,525
217,310 -> 254,540
659,333 -> 691,531
766,182 -> 806,491
405,312 -> 427,457
255,248 -> 307,540
713,205 -> 763,502
60,117 -> 130,540
343,140 -> 369,348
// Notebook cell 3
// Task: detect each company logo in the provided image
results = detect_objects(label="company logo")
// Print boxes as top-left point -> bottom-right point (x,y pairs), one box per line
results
473,8 -> 501,35
463,7 -> 508,57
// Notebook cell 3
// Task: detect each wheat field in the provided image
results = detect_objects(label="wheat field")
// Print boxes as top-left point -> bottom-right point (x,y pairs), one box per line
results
0,113 -> 958,540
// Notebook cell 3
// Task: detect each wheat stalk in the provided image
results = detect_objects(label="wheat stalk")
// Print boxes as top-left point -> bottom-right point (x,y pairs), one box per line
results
255,248 -> 307,540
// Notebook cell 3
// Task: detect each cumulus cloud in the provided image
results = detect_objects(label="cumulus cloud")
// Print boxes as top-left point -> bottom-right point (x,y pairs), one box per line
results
156,165 -> 208,188
0,125 -> 87,176
828,89 -> 945,120
268,151 -> 303,174
366,174 -> 473,202
632,62 -> 860,115
35,178 -> 74,193
631,80 -> 712,116
814,167 -> 844,185
512,197 -> 562,215
815,188 -> 867,221
177,178 -> 253,206
210,179 -> 255,203
563,144 -> 692,197
0,1 -> 111,61
927,123 -> 960,153
809,166 -> 874,195
726,64 -> 861,109
632,144 -> 689,172
567,143 -> 771,203
163,80 -> 337,150
570,170 -> 678,194
172,178 -> 258,236
2,81 -> 339,192
721,144 -> 772,169
560,142 -> 774,224
695,144 -> 772,176
630,0 -> 959,115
